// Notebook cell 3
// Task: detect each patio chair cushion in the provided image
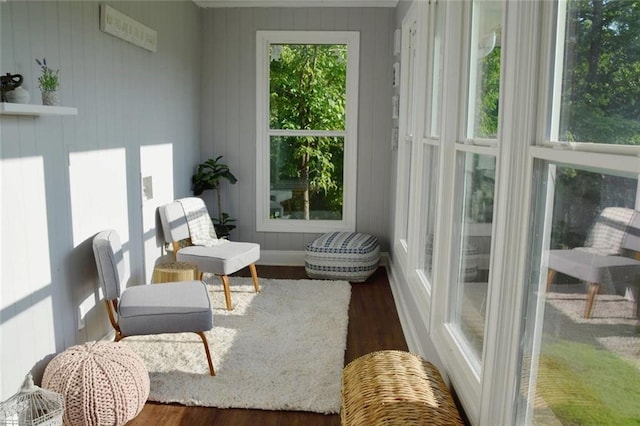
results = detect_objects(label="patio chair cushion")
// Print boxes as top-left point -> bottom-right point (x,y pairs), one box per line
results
176,242 -> 260,276
548,249 -> 640,288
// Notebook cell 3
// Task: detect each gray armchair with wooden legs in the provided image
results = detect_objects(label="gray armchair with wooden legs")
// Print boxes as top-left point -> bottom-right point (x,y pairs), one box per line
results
158,197 -> 260,310
92,229 -> 215,375
546,207 -> 640,319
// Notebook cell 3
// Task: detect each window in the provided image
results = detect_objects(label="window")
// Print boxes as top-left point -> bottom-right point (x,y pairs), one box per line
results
395,12 -> 419,251
425,0 -> 444,140
450,152 -> 495,360
467,0 -> 503,141
448,0 -> 503,367
517,163 -> 639,425
256,31 -> 359,232
550,0 -> 640,146
418,0 -> 444,287
390,0 -> 640,423
516,1 -> 640,424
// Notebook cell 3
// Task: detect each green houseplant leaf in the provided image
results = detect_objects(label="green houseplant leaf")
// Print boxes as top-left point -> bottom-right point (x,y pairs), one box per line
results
191,155 -> 238,237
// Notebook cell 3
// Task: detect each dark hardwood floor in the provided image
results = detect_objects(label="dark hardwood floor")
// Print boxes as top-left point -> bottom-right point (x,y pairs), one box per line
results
127,265 -> 408,426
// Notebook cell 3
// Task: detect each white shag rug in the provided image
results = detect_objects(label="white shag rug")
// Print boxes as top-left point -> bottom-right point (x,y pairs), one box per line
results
122,277 -> 351,414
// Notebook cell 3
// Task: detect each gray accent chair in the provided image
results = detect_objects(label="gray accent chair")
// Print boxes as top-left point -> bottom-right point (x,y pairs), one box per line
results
547,207 -> 640,319
158,197 -> 260,310
92,229 -> 215,375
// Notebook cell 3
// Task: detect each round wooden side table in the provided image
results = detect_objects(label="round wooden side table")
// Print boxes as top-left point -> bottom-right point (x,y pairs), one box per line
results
152,261 -> 199,284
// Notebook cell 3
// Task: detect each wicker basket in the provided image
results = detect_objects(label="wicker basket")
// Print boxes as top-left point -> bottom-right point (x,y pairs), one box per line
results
341,350 -> 463,426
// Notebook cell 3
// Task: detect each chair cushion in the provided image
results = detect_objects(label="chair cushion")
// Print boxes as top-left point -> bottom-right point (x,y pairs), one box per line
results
305,232 -> 380,282
177,242 -> 260,276
118,281 -> 212,336
584,207 -> 636,255
158,201 -> 191,242
92,230 -> 125,300
548,249 -> 640,286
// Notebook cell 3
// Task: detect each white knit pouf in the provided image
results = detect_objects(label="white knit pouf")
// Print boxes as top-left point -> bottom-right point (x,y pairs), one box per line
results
42,341 -> 150,426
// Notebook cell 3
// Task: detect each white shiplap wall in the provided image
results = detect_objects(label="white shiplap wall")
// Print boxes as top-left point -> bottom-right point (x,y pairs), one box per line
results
0,1 -> 201,398
200,7 -> 394,251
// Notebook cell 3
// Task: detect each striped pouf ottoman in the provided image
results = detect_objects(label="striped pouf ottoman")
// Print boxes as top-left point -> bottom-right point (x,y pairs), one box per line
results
305,232 -> 380,282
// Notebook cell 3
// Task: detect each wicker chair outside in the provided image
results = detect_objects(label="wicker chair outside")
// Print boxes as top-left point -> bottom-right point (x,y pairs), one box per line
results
341,350 -> 463,426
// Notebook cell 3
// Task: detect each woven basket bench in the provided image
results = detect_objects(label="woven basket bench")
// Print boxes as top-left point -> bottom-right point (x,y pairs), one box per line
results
305,232 -> 380,282
341,350 -> 463,426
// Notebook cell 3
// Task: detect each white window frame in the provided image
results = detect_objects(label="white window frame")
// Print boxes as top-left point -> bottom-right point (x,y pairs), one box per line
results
255,30 -> 359,233
404,0 -> 445,329
393,3 -> 420,269
431,0 -> 504,421
393,0 -> 640,424
511,2 -> 640,424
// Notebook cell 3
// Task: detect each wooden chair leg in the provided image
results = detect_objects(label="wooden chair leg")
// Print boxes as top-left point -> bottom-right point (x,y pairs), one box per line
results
250,263 -> 260,293
220,275 -> 232,310
584,282 -> 600,318
196,331 -> 215,376
546,269 -> 557,293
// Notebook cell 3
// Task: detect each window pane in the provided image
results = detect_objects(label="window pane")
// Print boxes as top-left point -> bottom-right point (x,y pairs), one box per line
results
468,1 -> 503,139
427,1 -> 444,138
421,145 -> 440,279
405,23 -> 418,138
269,135 -> 344,220
269,44 -> 347,131
517,163 -> 639,425
554,1 -> 640,145
450,153 -> 495,358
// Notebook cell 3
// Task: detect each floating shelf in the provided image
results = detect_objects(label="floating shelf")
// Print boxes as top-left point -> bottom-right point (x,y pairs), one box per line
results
0,102 -> 78,116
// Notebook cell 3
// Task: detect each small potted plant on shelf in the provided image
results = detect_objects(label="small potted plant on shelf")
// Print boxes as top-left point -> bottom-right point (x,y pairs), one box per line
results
192,155 -> 238,238
35,58 -> 59,106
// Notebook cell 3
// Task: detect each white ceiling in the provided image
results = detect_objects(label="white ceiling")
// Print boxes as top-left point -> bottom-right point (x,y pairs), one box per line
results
193,0 -> 398,7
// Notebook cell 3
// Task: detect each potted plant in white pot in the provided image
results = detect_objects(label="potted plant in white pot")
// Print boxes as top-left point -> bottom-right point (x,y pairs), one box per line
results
35,58 -> 59,106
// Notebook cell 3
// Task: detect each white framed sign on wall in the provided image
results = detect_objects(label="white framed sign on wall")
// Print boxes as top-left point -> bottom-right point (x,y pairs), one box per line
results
100,4 -> 158,53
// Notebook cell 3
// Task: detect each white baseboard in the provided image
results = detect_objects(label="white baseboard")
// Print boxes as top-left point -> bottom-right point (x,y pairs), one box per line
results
257,250 -> 390,266
386,258 -> 422,354
257,250 -> 307,265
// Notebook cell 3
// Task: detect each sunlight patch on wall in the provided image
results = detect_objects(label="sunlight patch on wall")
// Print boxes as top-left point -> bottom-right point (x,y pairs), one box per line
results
140,144 -> 174,282
1,155 -> 56,399
1,156 -> 52,307
68,148 -> 130,248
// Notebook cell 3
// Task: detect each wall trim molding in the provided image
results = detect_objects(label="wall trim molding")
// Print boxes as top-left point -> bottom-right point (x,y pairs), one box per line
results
385,257 -> 423,355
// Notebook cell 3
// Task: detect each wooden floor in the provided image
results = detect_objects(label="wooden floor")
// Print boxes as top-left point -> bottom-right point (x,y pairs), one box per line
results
127,265 -> 408,426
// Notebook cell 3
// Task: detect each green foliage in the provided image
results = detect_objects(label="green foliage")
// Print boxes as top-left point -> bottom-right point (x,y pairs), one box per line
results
476,47 -> 501,138
269,44 -> 347,219
549,0 -> 640,248
560,0 -> 640,145
191,156 -> 237,196
191,156 -> 238,236
35,58 -> 59,92
270,44 -> 346,131
212,212 -> 236,239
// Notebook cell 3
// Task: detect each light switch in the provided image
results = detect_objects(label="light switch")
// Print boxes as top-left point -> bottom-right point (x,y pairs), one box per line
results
142,176 -> 153,200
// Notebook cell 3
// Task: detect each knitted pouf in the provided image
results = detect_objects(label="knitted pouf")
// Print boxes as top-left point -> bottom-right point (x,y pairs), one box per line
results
42,341 -> 150,426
